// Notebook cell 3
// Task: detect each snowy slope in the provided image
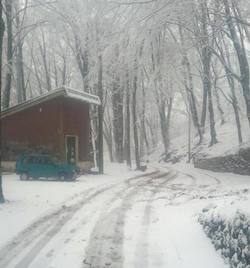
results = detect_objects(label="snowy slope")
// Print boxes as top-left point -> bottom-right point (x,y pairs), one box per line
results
152,117 -> 250,163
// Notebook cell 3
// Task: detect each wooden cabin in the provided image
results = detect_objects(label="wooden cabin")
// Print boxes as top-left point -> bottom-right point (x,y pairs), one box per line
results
1,86 -> 100,172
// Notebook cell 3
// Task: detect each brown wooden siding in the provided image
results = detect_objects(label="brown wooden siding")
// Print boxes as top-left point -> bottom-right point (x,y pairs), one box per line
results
1,96 -> 90,162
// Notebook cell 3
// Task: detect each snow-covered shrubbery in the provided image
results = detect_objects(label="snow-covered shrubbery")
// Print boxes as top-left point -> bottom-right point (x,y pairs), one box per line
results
199,209 -> 250,268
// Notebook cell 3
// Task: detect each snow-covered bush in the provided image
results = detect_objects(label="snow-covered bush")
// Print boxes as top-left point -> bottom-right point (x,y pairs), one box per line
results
199,209 -> 250,268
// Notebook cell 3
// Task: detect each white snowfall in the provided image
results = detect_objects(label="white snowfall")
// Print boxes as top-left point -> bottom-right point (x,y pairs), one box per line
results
0,162 -> 249,268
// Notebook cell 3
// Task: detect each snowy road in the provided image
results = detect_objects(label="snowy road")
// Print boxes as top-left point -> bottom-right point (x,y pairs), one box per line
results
0,164 -> 249,268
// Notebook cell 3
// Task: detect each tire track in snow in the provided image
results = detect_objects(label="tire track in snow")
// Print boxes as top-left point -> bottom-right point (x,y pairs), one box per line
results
0,169 -> 160,268
134,171 -> 178,268
0,185 -> 112,268
82,170 -> 173,268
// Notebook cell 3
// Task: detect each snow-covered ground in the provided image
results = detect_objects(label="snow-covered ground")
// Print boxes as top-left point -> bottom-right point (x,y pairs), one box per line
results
0,162 -> 249,268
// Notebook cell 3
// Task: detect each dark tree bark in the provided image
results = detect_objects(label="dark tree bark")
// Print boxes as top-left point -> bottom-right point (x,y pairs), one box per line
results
200,86 -> 208,130
124,71 -> 131,167
212,31 -> 243,144
98,55 -> 104,174
158,97 -> 173,159
178,25 -> 203,144
16,41 -> 26,102
15,0 -> 26,103
203,49 -> 217,146
146,118 -> 157,149
104,120 -> 114,162
61,55 -> 67,85
186,58 -> 203,143
223,0 -> 250,128
3,0 -> 13,109
132,62 -> 140,170
200,0 -> 218,146
140,78 -> 149,155
31,47 -> 43,95
0,0 -> 5,203
214,86 -> 225,125
225,66 -> 243,145
224,57 -> 243,144
53,57 -> 58,87
211,63 -> 225,127
39,31 -> 51,91
73,33 -> 89,92
112,79 -> 124,163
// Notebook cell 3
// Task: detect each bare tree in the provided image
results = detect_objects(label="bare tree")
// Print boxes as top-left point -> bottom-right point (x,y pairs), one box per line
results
223,0 -> 250,128
132,59 -> 141,170
124,69 -> 131,167
0,0 -> 5,203
3,0 -> 13,108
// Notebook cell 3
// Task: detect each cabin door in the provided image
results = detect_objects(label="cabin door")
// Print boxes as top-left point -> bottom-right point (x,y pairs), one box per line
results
66,135 -> 78,164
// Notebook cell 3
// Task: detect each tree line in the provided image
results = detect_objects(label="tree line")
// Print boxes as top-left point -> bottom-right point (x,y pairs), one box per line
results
0,0 -> 250,203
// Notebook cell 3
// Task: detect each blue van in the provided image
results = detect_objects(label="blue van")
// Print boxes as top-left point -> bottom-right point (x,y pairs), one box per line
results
16,154 -> 77,181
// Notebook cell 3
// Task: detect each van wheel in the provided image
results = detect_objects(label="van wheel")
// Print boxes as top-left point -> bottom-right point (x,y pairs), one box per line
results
58,172 -> 67,181
20,172 -> 29,180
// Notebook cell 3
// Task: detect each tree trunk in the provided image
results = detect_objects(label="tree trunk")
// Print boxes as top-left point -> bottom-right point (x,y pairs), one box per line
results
204,50 -> 217,146
124,72 -> 131,167
39,32 -> 51,91
98,55 -> 104,174
61,55 -> 67,85
90,114 -> 98,168
146,118 -> 157,149
103,123 -> 114,162
141,78 -> 149,155
15,0 -> 25,103
223,0 -> 250,128
216,32 -> 243,144
0,0 -> 5,203
16,41 -> 26,102
132,62 -> 140,170
54,57 -> 58,87
3,0 -> 13,109
31,47 -> 43,94
73,34 -> 89,92
159,98 -> 173,159
227,73 -> 243,144
214,86 -> 225,125
200,86 -> 208,130
178,24 -> 203,143
112,79 -> 124,163
200,0 -> 217,146
186,57 -> 203,143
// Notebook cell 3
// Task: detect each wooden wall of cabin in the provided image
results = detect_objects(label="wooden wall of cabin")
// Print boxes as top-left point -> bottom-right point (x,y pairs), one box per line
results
1,97 -> 63,161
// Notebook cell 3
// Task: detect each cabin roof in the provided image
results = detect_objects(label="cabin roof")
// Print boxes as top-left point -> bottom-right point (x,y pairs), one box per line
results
1,86 -> 100,118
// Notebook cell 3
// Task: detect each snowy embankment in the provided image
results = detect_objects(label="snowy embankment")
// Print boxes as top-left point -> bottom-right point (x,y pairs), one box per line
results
158,118 -> 250,175
199,205 -> 250,268
166,163 -> 250,267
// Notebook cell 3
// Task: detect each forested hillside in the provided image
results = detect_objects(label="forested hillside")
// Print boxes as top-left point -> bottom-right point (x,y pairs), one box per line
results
1,0 -> 250,168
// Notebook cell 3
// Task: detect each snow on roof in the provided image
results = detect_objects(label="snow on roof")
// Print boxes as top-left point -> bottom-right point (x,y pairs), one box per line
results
1,86 -> 101,118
